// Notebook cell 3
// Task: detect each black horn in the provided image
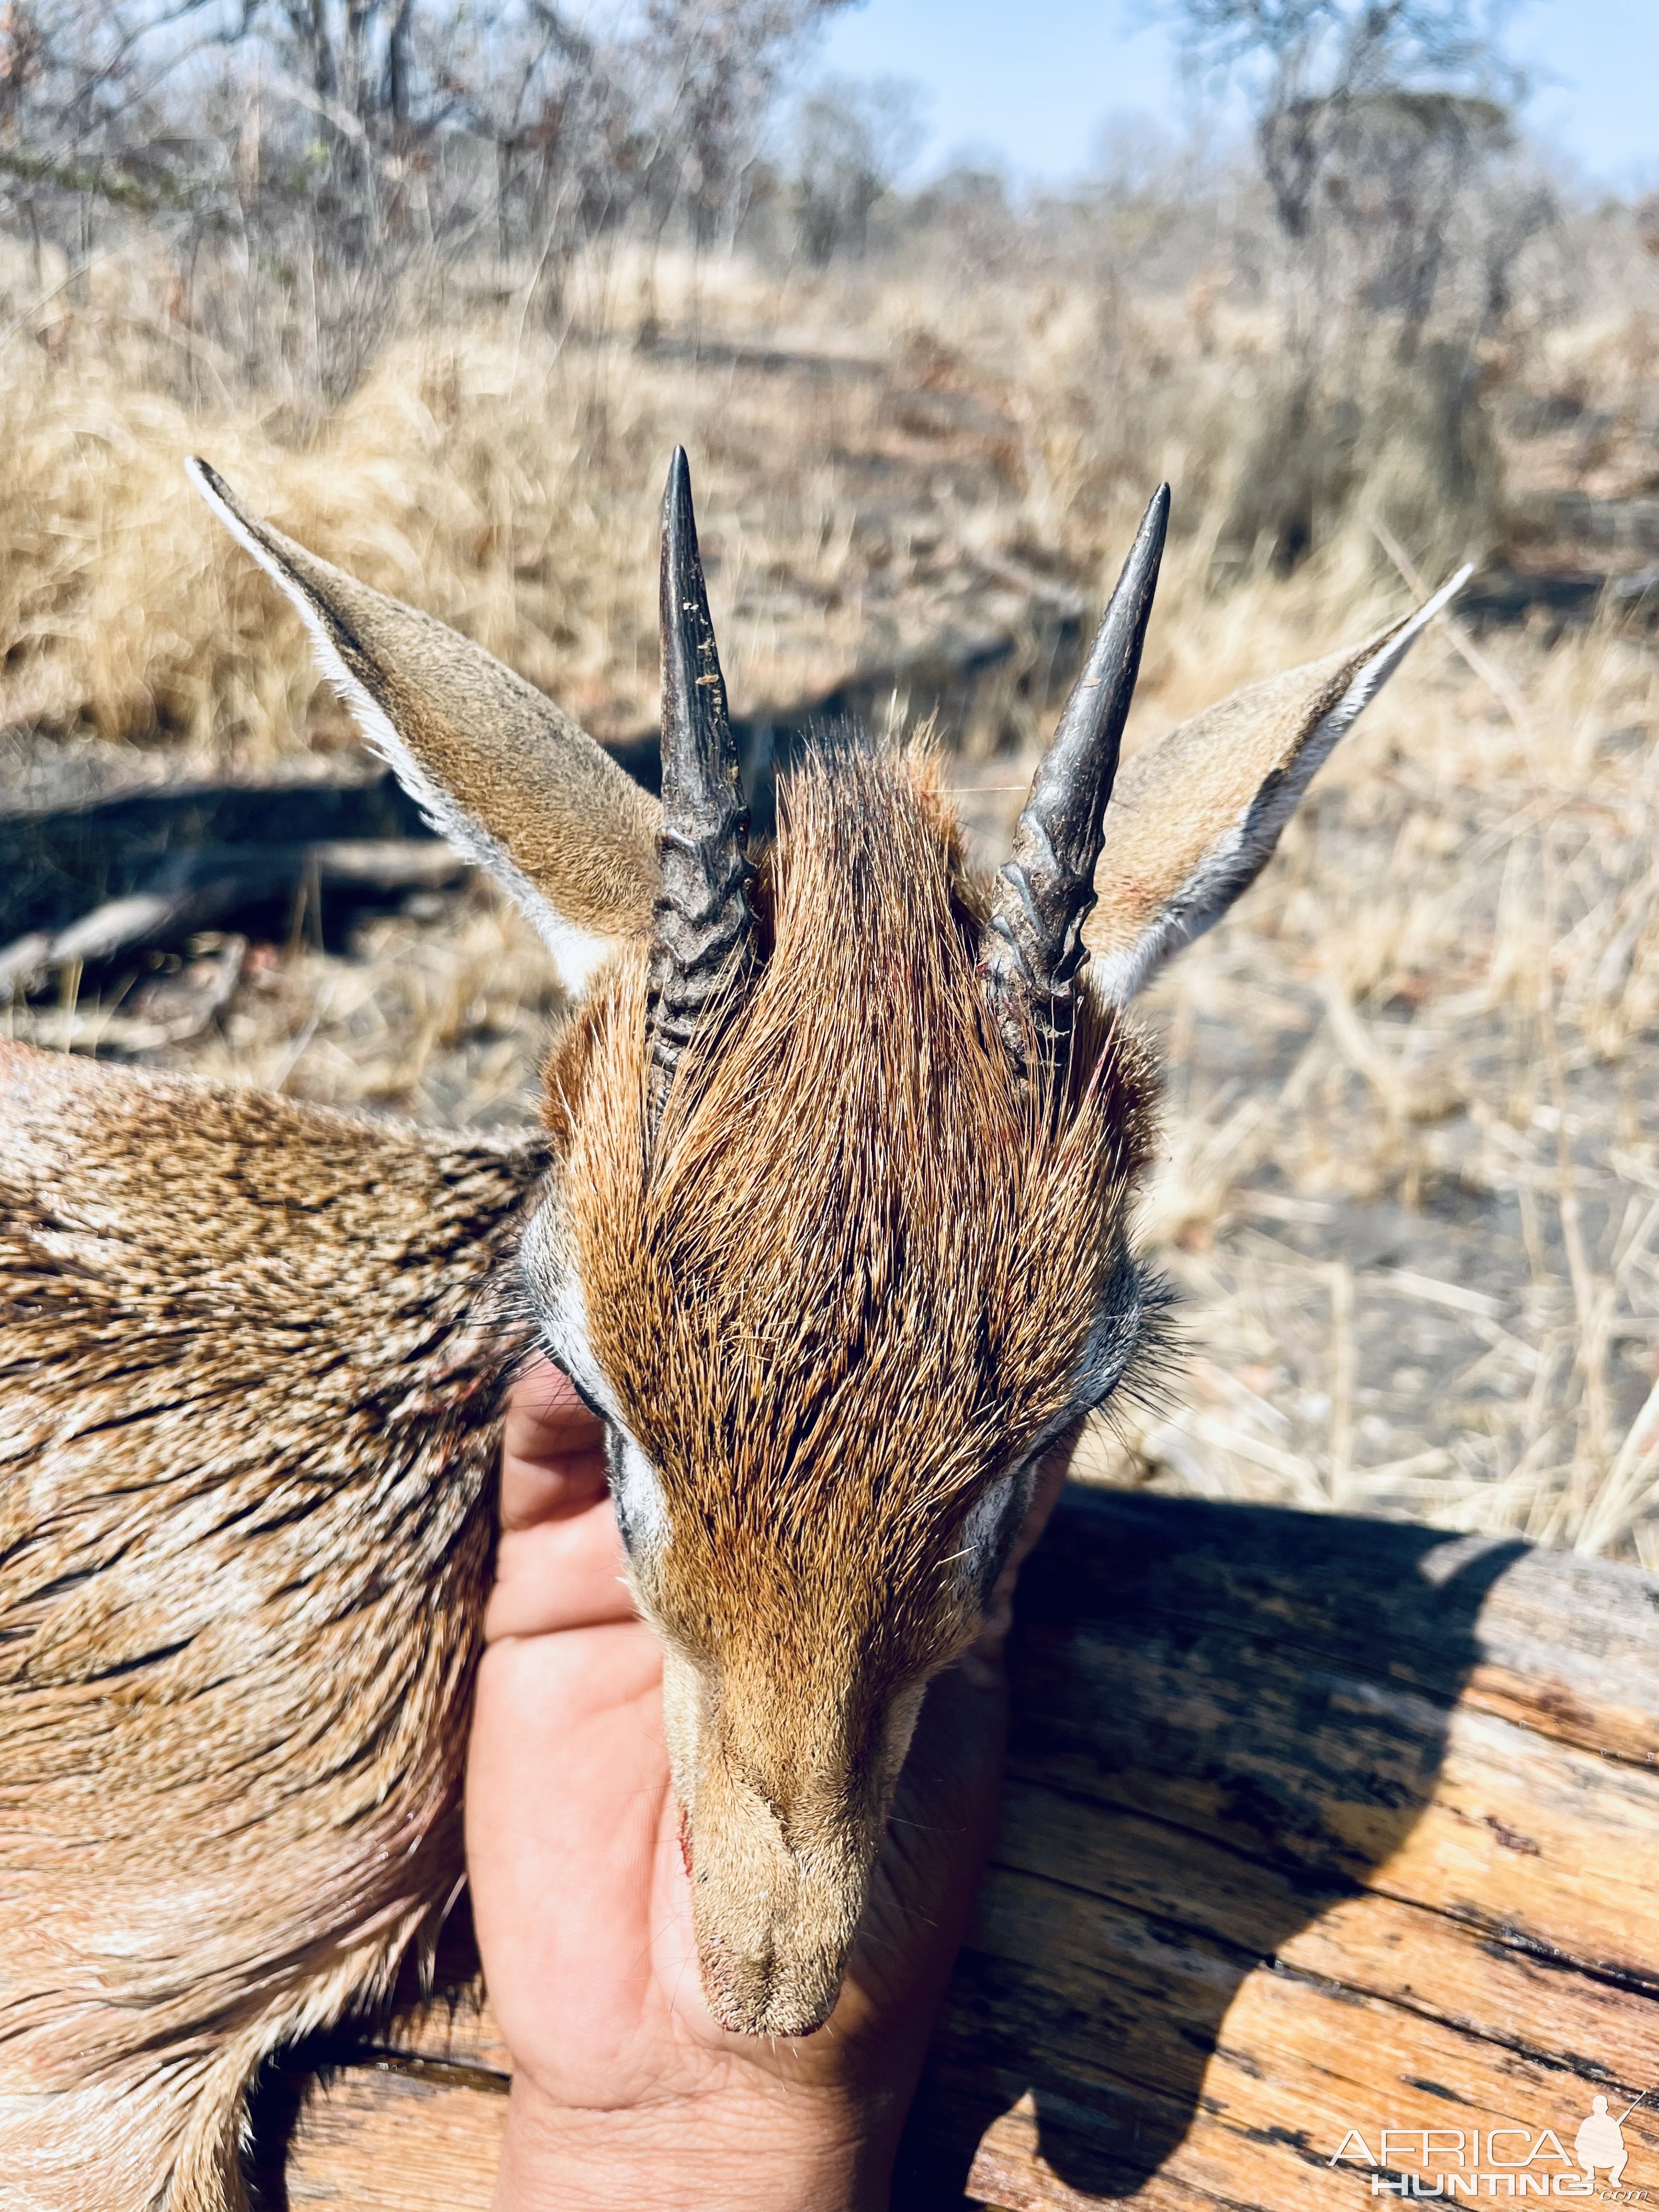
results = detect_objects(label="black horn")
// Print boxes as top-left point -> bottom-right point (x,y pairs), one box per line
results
645,447 -> 759,1124
984,484 -> 1169,1064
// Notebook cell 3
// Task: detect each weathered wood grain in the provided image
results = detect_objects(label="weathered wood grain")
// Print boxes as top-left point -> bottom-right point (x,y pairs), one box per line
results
264,1489 -> 1659,2211
284,2067 -> 506,2210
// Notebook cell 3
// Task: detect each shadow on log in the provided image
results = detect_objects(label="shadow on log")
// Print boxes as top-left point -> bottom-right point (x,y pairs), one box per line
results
245,1486 -> 1659,2210
896,1490 -> 1522,2205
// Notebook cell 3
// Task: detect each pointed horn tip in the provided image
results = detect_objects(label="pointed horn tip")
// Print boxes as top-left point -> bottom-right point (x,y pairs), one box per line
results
1084,482 -> 1169,647
1404,562 -> 1475,634
662,448 -> 703,568
1136,482 -> 1172,555
184,454 -> 226,505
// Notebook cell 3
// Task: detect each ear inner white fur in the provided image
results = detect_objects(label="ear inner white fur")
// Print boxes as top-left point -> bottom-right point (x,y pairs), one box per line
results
518,1199 -> 669,1559
187,453 -> 663,991
1088,565 -> 1472,1006
608,1431 -> 669,1558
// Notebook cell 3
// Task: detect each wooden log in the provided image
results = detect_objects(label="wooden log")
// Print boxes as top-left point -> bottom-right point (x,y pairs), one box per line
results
50,838 -> 469,960
0,769 -> 438,943
1,589 -> 1091,940
258,1488 -> 1659,2210
0,840 -> 470,995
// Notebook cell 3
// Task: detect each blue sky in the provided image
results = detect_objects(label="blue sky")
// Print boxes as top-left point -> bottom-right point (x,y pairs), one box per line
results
812,0 -> 1658,192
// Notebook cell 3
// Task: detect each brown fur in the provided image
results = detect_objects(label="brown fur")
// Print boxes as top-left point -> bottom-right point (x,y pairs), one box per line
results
545,752 -> 1155,2029
0,464 -> 1454,2192
568,753 -> 1152,1589
0,1045 -> 540,2209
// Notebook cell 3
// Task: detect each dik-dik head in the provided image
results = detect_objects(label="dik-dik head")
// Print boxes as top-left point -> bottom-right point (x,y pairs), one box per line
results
190,452 -> 1462,2039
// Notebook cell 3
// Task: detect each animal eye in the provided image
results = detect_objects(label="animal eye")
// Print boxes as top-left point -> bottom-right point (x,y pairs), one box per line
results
606,1430 -> 668,1556
954,1465 -> 1033,1596
1071,1254 -> 1156,1413
554,1361 -> 608,1425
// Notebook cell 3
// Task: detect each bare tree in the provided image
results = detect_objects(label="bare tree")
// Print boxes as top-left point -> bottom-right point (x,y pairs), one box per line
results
0,0 -> 856,400
1161,0 -> 1555,365
637,0 -> 854,247
1159,0 -> 1555,574
0,1 -> 229,209
1167,0 -> 1521,239
790,71 -> 922,264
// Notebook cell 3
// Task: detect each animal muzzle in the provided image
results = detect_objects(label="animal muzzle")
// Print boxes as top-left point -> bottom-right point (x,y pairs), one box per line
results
684,1770 -> 877,2039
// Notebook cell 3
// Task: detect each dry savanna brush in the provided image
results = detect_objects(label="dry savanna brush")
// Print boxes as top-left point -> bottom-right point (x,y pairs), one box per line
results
1,51 -> 1658,2210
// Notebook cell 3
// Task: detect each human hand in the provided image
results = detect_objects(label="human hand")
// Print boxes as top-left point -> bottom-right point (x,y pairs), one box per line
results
465,1357 -> 1068,2212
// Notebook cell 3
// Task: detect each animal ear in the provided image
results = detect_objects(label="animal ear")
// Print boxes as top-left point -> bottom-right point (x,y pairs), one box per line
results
188,458 -> 662,994
1084,567 -> 1471,1003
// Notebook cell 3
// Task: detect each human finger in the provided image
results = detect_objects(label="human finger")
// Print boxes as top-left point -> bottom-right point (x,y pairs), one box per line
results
501,1356 -> 609,1533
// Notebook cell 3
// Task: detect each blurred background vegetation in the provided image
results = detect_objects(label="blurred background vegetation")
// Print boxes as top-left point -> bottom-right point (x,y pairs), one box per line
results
3,0 -> 1659,1565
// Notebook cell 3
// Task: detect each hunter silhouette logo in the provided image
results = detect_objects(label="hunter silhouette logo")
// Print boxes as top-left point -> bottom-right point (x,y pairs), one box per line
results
1576,2097 -> 1641,2189
1328,2090 -> 1651,2196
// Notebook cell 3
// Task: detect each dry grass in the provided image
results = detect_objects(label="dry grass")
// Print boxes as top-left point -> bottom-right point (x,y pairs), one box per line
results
4,232 -> 1659,1563
1084,615 -> 1659,1569
0,237 -> 1549,762
0,242 -> 1091,763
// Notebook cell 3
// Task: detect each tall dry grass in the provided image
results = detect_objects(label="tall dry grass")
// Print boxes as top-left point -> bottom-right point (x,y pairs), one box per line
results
0,235 -> 1543,765
4,234 -> 1659,1565
1089,610 -> 1659,1568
